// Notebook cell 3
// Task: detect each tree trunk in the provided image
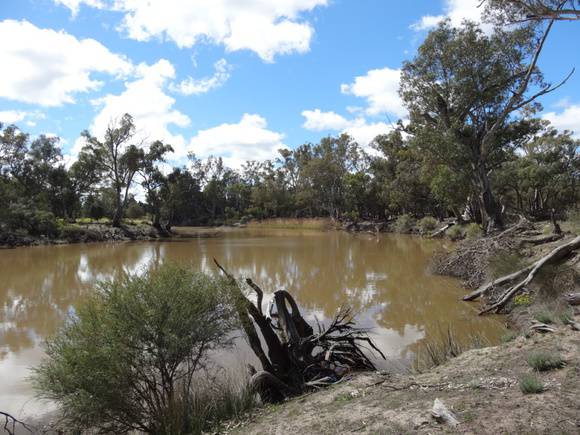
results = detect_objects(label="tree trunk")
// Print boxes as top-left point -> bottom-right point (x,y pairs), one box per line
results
476,165 -> 503,232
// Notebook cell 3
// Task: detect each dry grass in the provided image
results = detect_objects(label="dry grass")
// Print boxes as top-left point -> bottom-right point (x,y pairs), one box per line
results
246,218 -> 332,230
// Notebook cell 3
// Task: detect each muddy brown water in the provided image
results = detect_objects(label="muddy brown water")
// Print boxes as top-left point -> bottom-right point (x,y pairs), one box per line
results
0,228 -> 505,419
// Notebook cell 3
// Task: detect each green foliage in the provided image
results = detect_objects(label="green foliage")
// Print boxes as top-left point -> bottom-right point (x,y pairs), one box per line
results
514,294 -> 531,306
526,352 -> 565,371
418,216 -> 438,234
519,374 -> 544,394
446,225 -> 464,241
32,263 -> 238,433
393,214 -> 415,233
465,223 -> 483,240
489,252 -> 524,279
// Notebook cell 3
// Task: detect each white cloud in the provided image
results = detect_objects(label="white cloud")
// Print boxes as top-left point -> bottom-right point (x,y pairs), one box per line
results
301,109 -> 351,131
53,0 -> 106,16
301,109 -> 393,147
189,113 -> 287,168
411,0 -> 488,32
90,59 -> 191,159
0,110 -> 44,126
54,0 -> 328,62
171,59 -> 232,96
341,67 -> 405,118
543,104 -> 580,137
0,110 -> 28,124
0,19 -> 133,106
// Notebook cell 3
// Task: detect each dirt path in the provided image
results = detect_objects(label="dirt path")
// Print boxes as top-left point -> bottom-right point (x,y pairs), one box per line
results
231,324 -> 580,434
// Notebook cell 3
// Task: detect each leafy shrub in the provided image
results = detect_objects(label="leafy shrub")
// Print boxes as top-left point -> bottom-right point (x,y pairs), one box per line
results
514,294 -> 531,306
519,374 -> 544,394
534,310 -> 554,324
5,204 -> 59,237
393,214 -> 415,233
527,352 -> 565,371
446,225 -> 464,241
32,264 -> 238,434
418,216 -> 438,234
464,223 -> 483,240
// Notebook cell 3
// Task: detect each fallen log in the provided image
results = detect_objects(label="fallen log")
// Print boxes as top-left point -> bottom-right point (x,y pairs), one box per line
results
463,264 -> 534,301
480,236 -> 580,314
430,221 -> 455,238
215,259 -> 385,403
519,233 -> 564,245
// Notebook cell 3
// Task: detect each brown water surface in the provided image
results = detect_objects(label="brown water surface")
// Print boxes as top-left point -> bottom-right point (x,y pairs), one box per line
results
0,229 -> 505,418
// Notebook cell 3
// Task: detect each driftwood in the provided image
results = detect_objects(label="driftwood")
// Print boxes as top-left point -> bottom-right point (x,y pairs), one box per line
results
430,221 -> 455,238
0,411 -> 33,435
529,322 -> 556,333
479,236 -> 580,314
564,292 -> 580,306
214,259 -> 385,403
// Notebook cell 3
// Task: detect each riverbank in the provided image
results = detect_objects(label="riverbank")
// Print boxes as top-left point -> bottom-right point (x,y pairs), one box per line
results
231,322 -> 579,434
0,221 -> 166,248
221,220 -> 580,434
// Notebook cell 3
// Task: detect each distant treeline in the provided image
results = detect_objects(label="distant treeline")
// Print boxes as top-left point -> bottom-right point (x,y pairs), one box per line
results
1,21 -> 579,238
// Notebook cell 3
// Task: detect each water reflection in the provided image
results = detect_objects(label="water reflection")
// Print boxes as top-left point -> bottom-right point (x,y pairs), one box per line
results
0,230 -> 505,418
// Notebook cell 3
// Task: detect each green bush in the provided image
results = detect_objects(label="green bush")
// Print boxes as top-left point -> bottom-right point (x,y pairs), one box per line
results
526,351 -> 565,371
446,225 -> 464,241
5,204 -> 59,237
519,374 -> 544,394
534,310 -> 554,324
465,223 -> 483,240
418,216 -> 438,234
393,214 -> 415,233
32,264 -> 239,434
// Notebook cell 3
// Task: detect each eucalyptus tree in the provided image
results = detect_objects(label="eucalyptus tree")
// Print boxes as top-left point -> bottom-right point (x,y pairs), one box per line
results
486,0 -> 580,22
400,20 -> 570,231
80,114 -> 169,227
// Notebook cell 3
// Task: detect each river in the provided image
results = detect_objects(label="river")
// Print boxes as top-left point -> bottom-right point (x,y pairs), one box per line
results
0,228 -> 505,419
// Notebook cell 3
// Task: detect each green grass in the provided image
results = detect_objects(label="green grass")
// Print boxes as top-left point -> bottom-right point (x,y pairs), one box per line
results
519,374 -> 544,394
559,310 -> 574,324
446,225 -> 463,241
464,223 -> 483,240
418,216 -> 438,234
526,351 -> 565,371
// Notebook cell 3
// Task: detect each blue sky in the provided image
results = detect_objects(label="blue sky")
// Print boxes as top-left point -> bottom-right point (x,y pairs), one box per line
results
1,0 -> 580,168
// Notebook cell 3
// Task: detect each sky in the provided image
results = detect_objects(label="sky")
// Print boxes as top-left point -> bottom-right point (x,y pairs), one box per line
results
1,0 -> 580,168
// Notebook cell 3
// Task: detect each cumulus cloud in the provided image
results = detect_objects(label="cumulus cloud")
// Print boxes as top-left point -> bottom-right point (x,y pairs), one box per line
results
89,59 -> 190,159
188,113 -> 287,168
301,109 -> 351,131
340,67 -> 405,118
543,103 -> 580,138
54,0 -> 328,62
302,109 -> 393,147
0,110 -> 44,127
171,59 -> 232,96
411,0 -> 489,32
0,19 -> 133,106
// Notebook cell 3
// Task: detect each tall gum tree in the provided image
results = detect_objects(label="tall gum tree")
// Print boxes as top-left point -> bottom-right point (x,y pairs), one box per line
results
399,20 -> 571,231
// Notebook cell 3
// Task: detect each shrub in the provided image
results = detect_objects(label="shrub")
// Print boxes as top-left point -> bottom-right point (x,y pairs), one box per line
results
514,294 -> 531,306
446,225 -> 464,241
534,310 -> 554,324
393,214 -> 414,233
32,264 -> 238,434
526,352 -> 565,371
519,374 -> 544,394
464,223 -> 483,240
501,331 -> 518,343
418,216 -> 438,234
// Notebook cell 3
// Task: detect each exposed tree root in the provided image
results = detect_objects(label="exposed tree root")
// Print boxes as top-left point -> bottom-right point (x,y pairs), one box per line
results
479,236 -> 580,314
564,292 -> 580,306
214,259 -> 385,404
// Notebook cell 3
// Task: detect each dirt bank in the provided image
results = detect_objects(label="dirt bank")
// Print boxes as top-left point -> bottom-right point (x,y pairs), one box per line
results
231,323 -> 579,434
